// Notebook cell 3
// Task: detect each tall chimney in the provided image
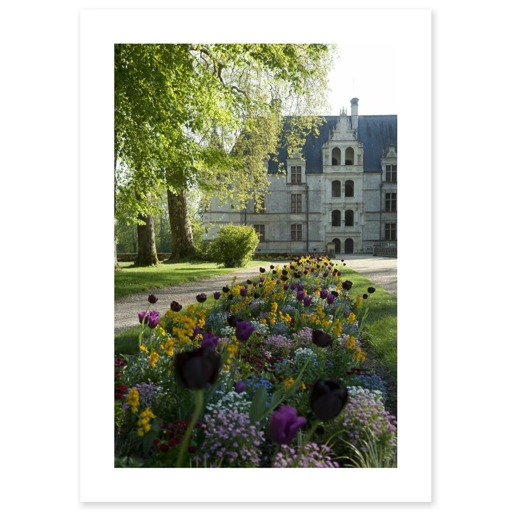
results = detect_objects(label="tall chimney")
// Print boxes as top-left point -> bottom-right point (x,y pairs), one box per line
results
350,97 -> 359,132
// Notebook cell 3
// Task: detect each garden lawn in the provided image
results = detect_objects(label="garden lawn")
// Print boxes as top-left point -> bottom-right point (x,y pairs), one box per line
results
115,260 -> 272,300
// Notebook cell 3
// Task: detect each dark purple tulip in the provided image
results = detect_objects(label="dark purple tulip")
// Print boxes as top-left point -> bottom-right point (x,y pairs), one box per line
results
303,296 -> 313,307
330,291 -> 339,297
240,288 -> 248,297
170,300 -> 182,312
146,311 -> 160,329
323,272 -> 329,278
310,380 -> 349,421
213,291 -> 221,300
260,267 -> 266,273
235,320 -> 255,342
174,347 -> 221,390
320,288 -> 329,299
326,294 -> 335,305
270,265 -> 275,269
148,294 -> 158,304
342,280 -> 353,291
283,284 -> 289,291
196,293 -> 207,303
227,294 -> 234,300
253,292 -> 260,299
268,405 -> 307,445
312,329 -> 333,347
234,380 -> 246,393
296,290 -> 305,301
138,311 -> 146,324
247,280 -> 252,284
222,286 -> 230,293
281,269 -> 288,276
227,315 -> 239,327
367,287 -> 376,294
201,331 -> 220,349
363,293 -> 369,300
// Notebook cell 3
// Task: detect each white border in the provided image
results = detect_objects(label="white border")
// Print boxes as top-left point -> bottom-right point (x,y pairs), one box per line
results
80,8 -> 431,502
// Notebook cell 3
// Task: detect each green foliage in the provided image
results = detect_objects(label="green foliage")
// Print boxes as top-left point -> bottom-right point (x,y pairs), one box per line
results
207,224 -> 260,268
115,43 -> 334,224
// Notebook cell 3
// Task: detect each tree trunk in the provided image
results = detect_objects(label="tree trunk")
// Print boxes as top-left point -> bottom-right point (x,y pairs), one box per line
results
134,212 -> 159,266
167,189 -> 196,260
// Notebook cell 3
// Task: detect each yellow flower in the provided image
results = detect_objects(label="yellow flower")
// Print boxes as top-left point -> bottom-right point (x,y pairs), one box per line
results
139,344 -> 148,353
348,313 -> 357,324
126,388 -> 140,414
347,335 -> 356,349
355,296 -> 362,308
149,351 -> 159,368
354,349 -> 366,362
284,377 -> 294,391
137,408 -> 156,436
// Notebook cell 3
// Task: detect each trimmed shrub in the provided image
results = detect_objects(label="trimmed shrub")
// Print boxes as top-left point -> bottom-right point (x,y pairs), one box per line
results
208,224 -> 260,267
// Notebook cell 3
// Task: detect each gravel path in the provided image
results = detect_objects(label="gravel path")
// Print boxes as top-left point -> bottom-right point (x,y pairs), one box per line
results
115,256 -> 397,333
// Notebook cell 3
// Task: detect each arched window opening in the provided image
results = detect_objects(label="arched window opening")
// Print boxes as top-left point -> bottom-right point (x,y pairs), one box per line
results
332,180 -> 341,197
345,210 -> 354,226
345,147 -> 354,165
332,147 -> 341,166
345,180 -> 354,197
332,210 -> 341,227
333,238 -> 341,254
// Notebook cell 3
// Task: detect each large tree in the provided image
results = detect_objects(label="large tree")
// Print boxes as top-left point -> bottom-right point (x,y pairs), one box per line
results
115,44 -> 334,264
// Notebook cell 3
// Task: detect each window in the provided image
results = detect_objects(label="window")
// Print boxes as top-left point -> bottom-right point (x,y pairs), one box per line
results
332,148 -> 341,166
291,224 -> 302,241
345,210 -> 354,226
385,192 -> 397,212
254,225 -> 265,241
386,164 -> 397,183
332,180 -> 341,198
385,223 -> 397,241
345,147 -> 354,165
291,193 -> 302,213
332,210 -> 341,227
345,180 -> 354,197
291,166 -> 302,184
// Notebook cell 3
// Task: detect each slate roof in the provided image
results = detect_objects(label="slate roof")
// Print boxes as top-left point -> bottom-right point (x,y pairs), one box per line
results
268,114 -> 397,174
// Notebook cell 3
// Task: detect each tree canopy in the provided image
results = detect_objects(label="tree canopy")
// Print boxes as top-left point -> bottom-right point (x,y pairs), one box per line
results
115,43 -> 334,216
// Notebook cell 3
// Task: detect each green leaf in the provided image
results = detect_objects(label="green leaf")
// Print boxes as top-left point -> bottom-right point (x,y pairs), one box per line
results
249,385 -> 268,424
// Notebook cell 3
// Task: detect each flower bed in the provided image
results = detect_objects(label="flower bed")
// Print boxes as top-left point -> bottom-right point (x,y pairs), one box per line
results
114,255 -> 397,468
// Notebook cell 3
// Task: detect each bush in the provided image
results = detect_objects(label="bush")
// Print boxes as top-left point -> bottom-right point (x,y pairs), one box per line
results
208,224 -> 260,267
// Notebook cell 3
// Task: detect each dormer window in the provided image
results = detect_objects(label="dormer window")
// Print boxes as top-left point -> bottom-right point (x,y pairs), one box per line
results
386,164 -> 397,183
345,147 -> 354,165
291,166 -> 302,184
332,147 -> 341,166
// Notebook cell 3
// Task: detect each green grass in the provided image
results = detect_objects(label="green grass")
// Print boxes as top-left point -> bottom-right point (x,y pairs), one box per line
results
114,260 -> 271,300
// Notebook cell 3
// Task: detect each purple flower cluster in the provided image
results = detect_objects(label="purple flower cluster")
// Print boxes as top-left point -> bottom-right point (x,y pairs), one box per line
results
331,387 -> 397,451
134,383 -> 159,408
263,334 -> 293,358
195,409 -> 264,468
273,443 -> 339,468
138,310 -> 160,329
291,326 -> 314,349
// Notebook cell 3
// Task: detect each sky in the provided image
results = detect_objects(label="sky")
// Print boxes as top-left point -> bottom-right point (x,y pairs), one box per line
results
326,43 -> 398,116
